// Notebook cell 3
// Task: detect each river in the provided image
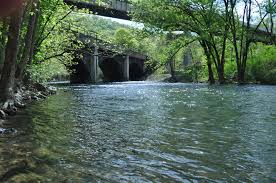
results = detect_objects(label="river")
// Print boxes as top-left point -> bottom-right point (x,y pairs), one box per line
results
0,82 -> 275,182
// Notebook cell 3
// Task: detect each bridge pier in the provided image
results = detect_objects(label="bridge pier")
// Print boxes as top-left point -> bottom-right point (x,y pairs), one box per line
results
123,54 -> 129,81
183,47 -> 192,67
89,46 -> 99,83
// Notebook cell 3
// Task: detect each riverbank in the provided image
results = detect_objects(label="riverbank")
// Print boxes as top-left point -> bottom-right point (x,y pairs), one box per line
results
146,71 -> 276,85
0,83 -> 57,132
146,70 -> 195,83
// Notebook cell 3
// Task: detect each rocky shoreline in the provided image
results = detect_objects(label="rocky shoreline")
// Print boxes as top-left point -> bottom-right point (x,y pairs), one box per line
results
0,83 -> 57,134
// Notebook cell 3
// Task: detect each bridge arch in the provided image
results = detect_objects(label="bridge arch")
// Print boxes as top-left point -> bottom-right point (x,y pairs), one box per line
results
129,62 -> 144,81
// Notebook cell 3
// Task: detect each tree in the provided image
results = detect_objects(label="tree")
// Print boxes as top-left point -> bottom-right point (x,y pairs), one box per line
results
229,0 -> 276,83
132,0 -> 231,83
261,0 -> 276,43
0,18 -> 8,77
16,0 -> 40,81
114,28 -> 138,50
0,6 -> 24,103
0,0 -> 77,106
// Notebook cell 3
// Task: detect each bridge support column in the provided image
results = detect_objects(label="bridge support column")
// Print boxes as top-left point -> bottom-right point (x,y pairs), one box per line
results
123,54 -> 129,81
90,46 -> 99,83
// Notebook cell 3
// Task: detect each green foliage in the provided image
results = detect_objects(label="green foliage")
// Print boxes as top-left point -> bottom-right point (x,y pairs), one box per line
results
25,0 -> 78,82
249,44 -> 276,84
68,13 -> 129,40
27,59 -> 68,83
224,61 -> 236,80
114,28 -> 139,50
34,0 -> 75,63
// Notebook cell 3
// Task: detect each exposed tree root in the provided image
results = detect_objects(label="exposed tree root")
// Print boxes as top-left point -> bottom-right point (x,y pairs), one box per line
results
0,82 -> 57,121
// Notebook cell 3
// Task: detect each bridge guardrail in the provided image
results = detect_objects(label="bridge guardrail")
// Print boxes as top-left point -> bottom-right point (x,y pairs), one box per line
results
77,0 -> 132,12
63,22 -> 139,56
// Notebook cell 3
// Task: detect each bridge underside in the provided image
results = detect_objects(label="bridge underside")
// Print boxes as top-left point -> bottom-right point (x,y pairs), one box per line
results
64,0 -> 131,20
70,57 -> 91,84
99,56 -> 144,82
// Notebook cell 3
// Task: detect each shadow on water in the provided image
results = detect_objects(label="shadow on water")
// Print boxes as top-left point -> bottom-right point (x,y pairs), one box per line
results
0,82 -> 275,182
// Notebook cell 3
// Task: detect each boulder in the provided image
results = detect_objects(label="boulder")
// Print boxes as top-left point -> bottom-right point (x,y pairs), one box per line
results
37,92 -> 47,99
31,95 -> 39,100
14,101 -> 26,109
34,83 -> 48,93
0,110 -> 6,120
4,107 -> 17,116
0,128 -> 17,134
48,86 -> 57,95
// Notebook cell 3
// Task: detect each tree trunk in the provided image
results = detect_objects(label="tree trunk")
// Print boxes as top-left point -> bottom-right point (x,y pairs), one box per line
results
0,19 -> 8,78
0,10 -> 24,102
237,67 -> 245,84
217,64 -> 225,84
16,0 -> 40,81
200,41 -> 215,84
212,46 -> 225,84
24,1 -> 40,83
238,52 -> 247,84
229,0 -> 254,84
207,62 -> 215,84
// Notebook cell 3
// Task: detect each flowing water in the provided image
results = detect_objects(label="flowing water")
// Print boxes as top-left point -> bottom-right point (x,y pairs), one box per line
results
0,82 -> 275,182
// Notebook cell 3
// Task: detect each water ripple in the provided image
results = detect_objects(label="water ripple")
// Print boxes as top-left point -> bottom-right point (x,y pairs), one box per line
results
0,82 -> 275,182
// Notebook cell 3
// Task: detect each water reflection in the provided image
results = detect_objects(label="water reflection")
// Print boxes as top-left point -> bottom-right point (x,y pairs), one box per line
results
0,82 -> 275,182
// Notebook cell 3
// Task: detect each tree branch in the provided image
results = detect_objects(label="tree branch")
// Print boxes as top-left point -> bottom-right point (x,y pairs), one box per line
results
35,10 -> 73,53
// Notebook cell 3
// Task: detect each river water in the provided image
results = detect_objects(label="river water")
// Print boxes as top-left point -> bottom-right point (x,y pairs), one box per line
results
0,82 -> 275,182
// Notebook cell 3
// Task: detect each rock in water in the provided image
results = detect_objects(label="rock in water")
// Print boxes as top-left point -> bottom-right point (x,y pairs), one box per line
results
4,107 -> 17,116
48,86 -> 57,95
0,110 -> 6,120
34,83 -> 48,93
0,128 -> 4,133
0,128 -> 17,134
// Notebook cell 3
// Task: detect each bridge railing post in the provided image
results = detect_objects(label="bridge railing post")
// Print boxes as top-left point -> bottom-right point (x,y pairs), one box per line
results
122,1 -> 127,11
110,0 -> 129,11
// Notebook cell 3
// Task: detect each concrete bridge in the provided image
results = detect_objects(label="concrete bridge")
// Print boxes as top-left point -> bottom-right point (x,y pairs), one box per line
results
69,28 -> 147,84
70,47 -> 147,84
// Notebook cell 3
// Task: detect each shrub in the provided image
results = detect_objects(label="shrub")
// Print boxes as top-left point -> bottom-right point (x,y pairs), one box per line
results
249,44 -> 276,84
